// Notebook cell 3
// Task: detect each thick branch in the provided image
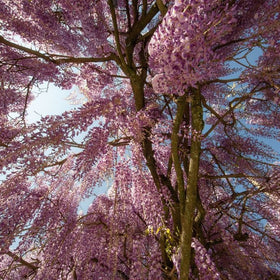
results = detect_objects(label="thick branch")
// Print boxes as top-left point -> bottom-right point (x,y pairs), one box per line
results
156,0 -> 168,16
180,88 -> 204,280
0,35 -> 56,63
126,3 -> 159,45
0,35 -> 117,65
171,94 -> 187,213
6,251 -> 38,271
125,2 -> 159,67
108,0 -> 127,69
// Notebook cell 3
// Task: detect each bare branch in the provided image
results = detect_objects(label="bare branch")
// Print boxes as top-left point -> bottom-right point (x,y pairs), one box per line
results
6,251 -> 38,271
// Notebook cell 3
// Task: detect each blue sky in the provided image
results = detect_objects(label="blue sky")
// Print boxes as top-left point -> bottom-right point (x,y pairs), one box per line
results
26,83 -> 83,123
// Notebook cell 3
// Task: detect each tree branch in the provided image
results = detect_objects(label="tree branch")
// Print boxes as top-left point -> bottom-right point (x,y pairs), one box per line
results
0,35 -> 118,65
171,94 -> 187,212
180,88 -> 204,280
6,251 -> 38,271
156,0 -> 168,16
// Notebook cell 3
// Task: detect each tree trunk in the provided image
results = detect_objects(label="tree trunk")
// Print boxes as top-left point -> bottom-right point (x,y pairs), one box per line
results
179,88 -> 204,280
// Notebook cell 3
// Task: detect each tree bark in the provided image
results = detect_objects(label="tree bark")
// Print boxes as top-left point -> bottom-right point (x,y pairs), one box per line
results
179,88 -> 204,280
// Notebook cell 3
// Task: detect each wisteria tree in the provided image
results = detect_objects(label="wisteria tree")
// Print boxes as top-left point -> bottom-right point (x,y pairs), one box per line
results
1,0 -> 280,279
